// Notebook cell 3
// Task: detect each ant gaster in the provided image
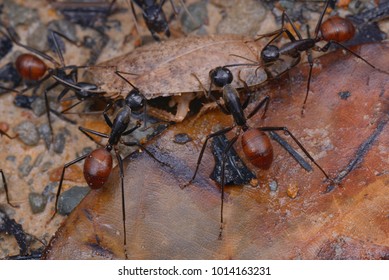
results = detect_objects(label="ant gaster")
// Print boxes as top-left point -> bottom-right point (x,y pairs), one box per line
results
50,71 -> 168,259
256,0 -> 389,114
185,66 -> 333,239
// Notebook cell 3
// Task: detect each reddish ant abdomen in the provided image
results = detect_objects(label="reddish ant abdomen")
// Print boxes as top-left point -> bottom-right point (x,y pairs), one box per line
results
241,129 -> 273,170
83,148 -> 113,189
320,16 -> 355,42
15,53 -> 47,81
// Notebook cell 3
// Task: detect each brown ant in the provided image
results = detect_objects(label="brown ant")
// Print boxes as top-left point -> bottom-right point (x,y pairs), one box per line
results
50,71 -> 168,259
185,66 -> 333,239
253,0 -> 389,114
0,25 -> 88,141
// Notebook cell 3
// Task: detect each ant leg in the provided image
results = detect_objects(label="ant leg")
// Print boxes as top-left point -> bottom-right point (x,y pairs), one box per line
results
0,129 -> 18,139
314,0 -> 332,39
44,81 -> 61,142
49,108 -> 77,125
60,100 -> 83,114
50,153 -> 89,220
237,72 -> 252,110
103,111 -> 113,128
122,121 -> 141,136
259,126 -> 332,181
78,126 -> 109,146
255,11 -> 300,43
113,148 -> 128,259
237,72 -> 270,118
269,131 -> 312,172
1,169 -> 18,208
318,41 -> 389,75
57,87 -> 71,102
121,141 -> 169,167
182,126 -> 235,188
191,73 -> 229,114
218,133 -> 239,240
301,48 -> 314,115
246,95 -> 270,120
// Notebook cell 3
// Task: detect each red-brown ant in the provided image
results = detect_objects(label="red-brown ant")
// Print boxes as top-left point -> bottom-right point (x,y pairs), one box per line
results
255,0 -> 389,114
185,66 -> 333,239
50,71 -> 168,259
0,25 -> 85,141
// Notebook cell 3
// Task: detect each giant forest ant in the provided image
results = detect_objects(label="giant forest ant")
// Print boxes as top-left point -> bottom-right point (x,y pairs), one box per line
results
254,0 -> 389,114
50,71 -> 168,259
0,25 -> 89,142
184,66 -> 333,239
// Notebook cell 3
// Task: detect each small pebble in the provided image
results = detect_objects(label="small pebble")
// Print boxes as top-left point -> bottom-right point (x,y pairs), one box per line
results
26,22 -> 49,52
269,180 -> 278,192
3,0 -> 39,26
13,121 -> 40,146
33,153 -> 45,168
40,161 -> 53,173
42,182 -> 58,202
57,186 -> 90,215
338,91 -> 351,100
6,155 -> 16,162
0,35 -> 13,60
38,123 -> 52,149
53,132 -> 66,154
47,19 -> 78,53
181,1 -> 209,33
18,156 -> 33,177
173,133 -> 192,144
31,97 -> 47,117
29,192 -> 47,214
249,178 -> 259,187
217,0 -> 267,36
13,95 -> 37,109
0,63 -> 21,91
286,184 -> 299,199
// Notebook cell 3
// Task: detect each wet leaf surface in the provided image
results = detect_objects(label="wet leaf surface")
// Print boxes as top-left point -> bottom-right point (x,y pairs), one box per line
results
43,43 -> 389,259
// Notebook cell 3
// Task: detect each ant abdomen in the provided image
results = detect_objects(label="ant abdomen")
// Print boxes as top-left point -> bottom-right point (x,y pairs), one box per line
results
15,53 -> 47,81
320,16 -> 355,42
83,148 -> 113,189
241,129 -> 273,170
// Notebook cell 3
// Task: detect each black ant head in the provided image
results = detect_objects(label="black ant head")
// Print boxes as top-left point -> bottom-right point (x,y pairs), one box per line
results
210,67 -> 233,88
125,89 -> 145,112
261,45 -> 280,63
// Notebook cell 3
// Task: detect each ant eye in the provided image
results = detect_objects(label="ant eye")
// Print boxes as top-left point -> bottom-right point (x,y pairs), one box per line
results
261,45 -> 279,63
211,67 -> 233,87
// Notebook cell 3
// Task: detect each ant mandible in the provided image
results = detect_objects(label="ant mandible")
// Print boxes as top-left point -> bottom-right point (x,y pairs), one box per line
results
255,0 -> 389,114
185,66 -> 333,239
50,71 -> 168,259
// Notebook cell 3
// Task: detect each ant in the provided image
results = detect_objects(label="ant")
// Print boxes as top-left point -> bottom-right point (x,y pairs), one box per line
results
130,0 -> 172,41
50,71 -> 168,259
1,129 -> 18,208
185,66 -> 333,239
0,25 -> 88,142
254,0 -> 389,114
